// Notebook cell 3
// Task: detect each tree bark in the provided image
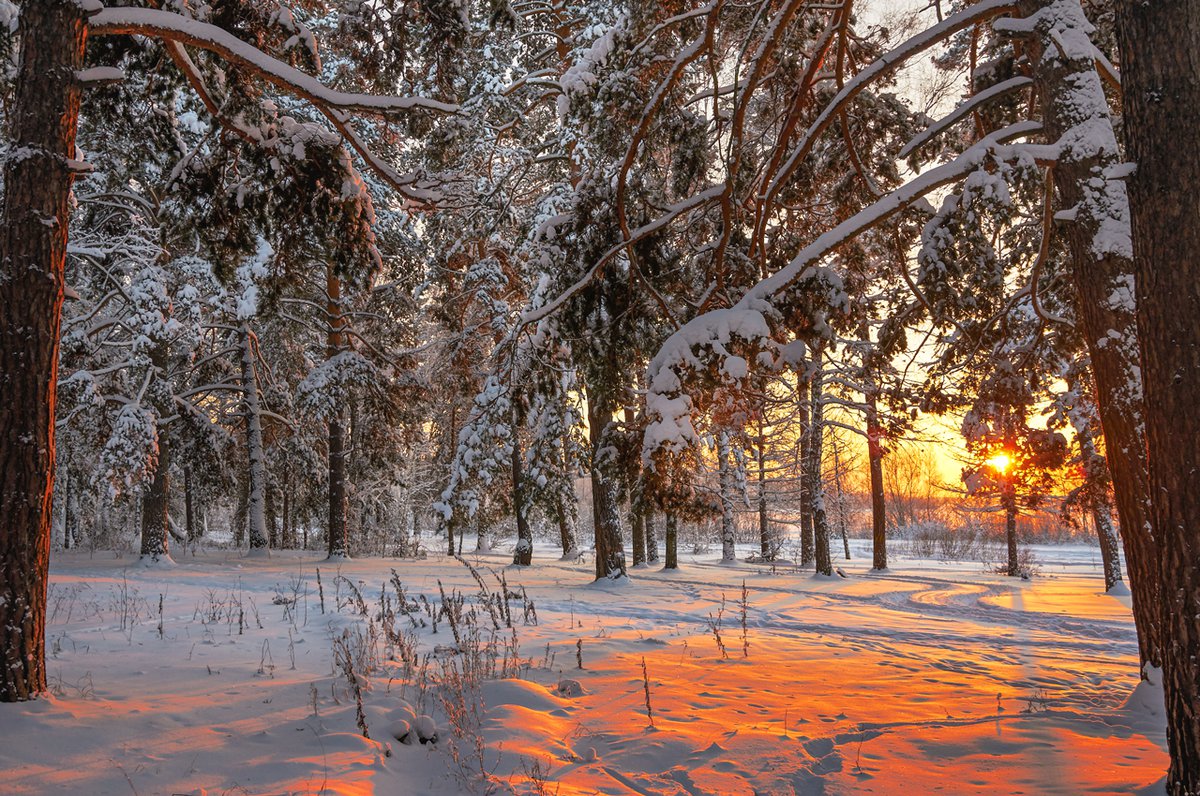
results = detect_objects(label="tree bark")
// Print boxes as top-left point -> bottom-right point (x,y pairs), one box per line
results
630,503 -> 647,567
1078,426 -> 1123,591
586,387 -> 626,580
1003,481 -> 1019,577
234,476 -> 248,547
239,323 -> 269,554
139,430 -> 171,562
328,414 -> 348,557
627,407 -> 646,567
866,390 -> 888,570
717,432 -> 737,563
280,476 -> 290,549
265,481 -> 278,550
663,510 -> 678,569
756,432 -> 773,559
512,430 -> 532,565
0,0 -> 88,702
797,393 -> 815,565
1027,0 -> 1159,665
808,361 -> 833,576
644,507 -> 659,563
556,498 -> 578,558
1116,1 -> 1200,789
325,268 -> 348,558
184,468 -> 196,543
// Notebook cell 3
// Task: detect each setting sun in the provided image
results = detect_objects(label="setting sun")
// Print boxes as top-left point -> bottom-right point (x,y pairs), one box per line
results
986,453 -> 1012,474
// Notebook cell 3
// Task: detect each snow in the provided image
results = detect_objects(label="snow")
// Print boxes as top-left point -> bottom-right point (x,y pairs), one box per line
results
0,541 -> 1166,795
88,8 -> 458,116
74,67 -> 126,84
558,19 -> 626,122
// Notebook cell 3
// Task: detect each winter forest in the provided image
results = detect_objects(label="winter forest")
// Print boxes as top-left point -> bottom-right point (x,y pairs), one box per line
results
1,0 -> 1198,793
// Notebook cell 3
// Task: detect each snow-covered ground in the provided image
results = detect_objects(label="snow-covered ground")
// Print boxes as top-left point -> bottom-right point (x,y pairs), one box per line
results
0,541 -> 1166,795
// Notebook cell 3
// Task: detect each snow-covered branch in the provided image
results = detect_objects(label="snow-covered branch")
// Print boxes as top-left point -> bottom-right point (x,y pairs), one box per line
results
644,120 -> 1043,464
89,8 -> 458,117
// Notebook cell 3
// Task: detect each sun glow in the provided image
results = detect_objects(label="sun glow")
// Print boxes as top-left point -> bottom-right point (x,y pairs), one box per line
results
986,453 -> 1012,474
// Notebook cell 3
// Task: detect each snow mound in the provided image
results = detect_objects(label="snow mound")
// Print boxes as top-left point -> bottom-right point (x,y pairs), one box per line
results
1121,665 -> 1164,733
555,679 -> 586,698
484,678 -> 569,712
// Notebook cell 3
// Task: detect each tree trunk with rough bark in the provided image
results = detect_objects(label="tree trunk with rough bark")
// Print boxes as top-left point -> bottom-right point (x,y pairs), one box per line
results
630,504 -> 646,567
239,324 -> 269,554
717,432 -> 737,564
808,362 -> 833,576
0,0 -> 88,702
756,433 -> 772,559
797,397 -> 815,566
139,431 -> 171,563
1116,0 -> 1200,788
1025,0 -> 1159,666
234,477 -> 248,547
1078,426 -> 1123,591
644,507 -> 659,563
1004,482 -> 1019,577
512,431 -> 532,566
266,482 -> 278,550
663,510 -> 678,570
866,391 -> 888,570
325,269 -> 348,559
184,468 -> 196,543
627,406 -> 647,568
280,477 -> 290,549
586,387 -> 626,580
556,498 -> 578,559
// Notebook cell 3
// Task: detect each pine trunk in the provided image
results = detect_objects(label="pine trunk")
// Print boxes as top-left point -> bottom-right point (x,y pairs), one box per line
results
326,269 -> 348,559
512,433 -> 532,565
1116,0 -> 1200,788
627,407 -> 646,567
757,435 -> 772,559
797,398 -> 815,565
1079,427 -> 1123,591
184,468 -> 196,542
1004,483 -> 1019,577
328,415 -> 348,557
717,432 -> 737,563
663,510 -> 678,569
139,431 -> 171,562
630,503 -> 646,567
556,498 -> 578,558
808,363 -> 833,576
266,482 -> 278,550
1028,0 -> 1159,666
0,0 -> 88,702
1093,506 -> 1122,592
587,389 -> 626,580
234,477 -> 248,547
280,478 -> 290,549
644,507 -> 659,563
866,392 -> 888,570
239,324 -> 269,554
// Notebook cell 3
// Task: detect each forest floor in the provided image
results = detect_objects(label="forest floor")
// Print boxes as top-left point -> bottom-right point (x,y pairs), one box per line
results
0,540 -> 1167,795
